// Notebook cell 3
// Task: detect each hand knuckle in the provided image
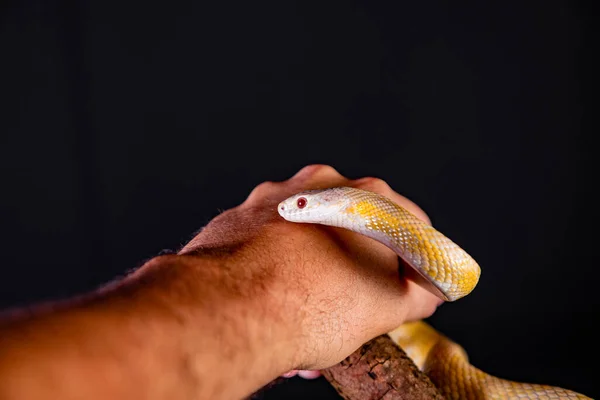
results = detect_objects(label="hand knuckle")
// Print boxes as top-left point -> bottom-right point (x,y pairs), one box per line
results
257,180 -> 277,189
290,165 -> 346,185
356,177 -> 390,191
300,164 -> 339,176
248,180 -> 277,198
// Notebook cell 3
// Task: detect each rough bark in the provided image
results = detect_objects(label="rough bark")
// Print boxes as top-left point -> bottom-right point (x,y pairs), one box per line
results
322,335 -> 444,400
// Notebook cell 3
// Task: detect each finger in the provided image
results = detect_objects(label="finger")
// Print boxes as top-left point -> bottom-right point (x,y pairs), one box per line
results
286,164 -> 350,189
402,279 -> 443,321
280,369 -> 322,379
281,370 -> 298,378
244,180 -> 289,205
245,165 -> 349,205
297,370 -> 322,379
397,262 -> 443,321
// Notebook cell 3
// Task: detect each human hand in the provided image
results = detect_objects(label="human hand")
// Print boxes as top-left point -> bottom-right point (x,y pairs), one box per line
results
180,165 -> 441,372
0,165 -> 442,400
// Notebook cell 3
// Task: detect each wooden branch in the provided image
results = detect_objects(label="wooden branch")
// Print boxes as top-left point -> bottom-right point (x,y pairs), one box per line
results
322,335 -> 444,400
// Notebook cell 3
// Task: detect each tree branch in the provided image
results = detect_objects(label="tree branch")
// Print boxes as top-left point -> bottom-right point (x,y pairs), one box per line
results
322,335 -> 443,400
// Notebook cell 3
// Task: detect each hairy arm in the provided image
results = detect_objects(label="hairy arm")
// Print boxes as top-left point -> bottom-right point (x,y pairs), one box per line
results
0,165 -> 440,400
0,249 -> 305,399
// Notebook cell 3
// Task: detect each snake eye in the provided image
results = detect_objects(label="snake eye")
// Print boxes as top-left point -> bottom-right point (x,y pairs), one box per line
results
297,197 -> 307,209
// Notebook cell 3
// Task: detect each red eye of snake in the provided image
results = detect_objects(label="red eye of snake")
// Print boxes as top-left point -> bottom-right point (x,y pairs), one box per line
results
297,197 -> 307,209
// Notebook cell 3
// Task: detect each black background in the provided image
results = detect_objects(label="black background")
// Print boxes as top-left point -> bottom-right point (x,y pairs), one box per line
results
0,0 -> 596,398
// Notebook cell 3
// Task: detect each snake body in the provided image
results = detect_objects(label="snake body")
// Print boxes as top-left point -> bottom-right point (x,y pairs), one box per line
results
278,187 -> 589,399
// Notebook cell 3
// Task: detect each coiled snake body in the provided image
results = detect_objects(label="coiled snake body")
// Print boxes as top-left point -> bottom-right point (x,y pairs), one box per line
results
278,187 -> 589,399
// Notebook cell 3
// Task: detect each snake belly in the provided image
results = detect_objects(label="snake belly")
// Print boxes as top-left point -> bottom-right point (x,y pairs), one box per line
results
278,187 -> 590,399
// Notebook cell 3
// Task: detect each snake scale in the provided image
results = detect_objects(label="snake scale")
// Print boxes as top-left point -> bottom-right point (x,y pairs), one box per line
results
277,187 -> 590,399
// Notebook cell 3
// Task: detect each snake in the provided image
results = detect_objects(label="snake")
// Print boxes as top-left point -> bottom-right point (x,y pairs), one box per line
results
277,187 -> 590,399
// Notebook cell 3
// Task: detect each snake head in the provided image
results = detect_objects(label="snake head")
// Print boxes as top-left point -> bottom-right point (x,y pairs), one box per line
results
277,187 -> 351,223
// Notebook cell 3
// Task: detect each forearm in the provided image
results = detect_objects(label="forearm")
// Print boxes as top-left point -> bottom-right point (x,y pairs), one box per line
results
0,165 -> 443,399
0,253 -> 300,400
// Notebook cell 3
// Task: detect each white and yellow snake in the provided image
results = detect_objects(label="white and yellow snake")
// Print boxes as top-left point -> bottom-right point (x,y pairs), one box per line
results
278,187 -> 589,399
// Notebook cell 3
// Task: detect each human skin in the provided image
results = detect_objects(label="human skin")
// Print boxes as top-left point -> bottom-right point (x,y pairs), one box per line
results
0,165 -> 440,399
